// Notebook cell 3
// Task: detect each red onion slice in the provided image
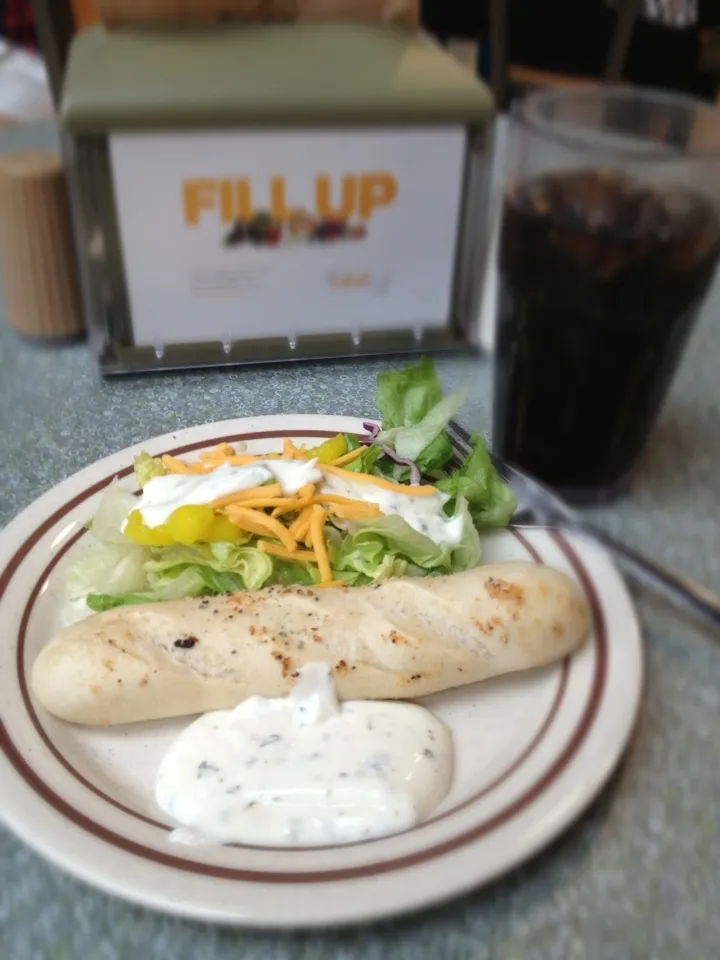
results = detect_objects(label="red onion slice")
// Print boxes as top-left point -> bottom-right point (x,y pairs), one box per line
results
357,421 -> 421,484
378,444 -> 421,485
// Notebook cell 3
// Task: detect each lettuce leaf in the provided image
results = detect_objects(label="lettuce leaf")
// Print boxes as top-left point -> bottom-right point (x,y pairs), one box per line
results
331,503 -> 481,581
67,483 -> 151,602
269,558 -> 316,586
365,435 -> 453,485
88,482 -> 138,545
377,387 -> 469,462
86,593 -> 156,613
373,358 -> 466,470
144,564 -> 212,599
134,452 -> 167,488
80,540 -> 274,614
414,432 -> 454,474
376,356 -> 443,429
437,433 -> 517,529
86,566 -> 212,612
67,541 -> 150,601
145,542 -> 273,593
340,435 -> 384,475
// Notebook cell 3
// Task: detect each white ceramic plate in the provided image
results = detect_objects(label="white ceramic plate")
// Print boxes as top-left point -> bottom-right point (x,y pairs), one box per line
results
0,415 -> 643,929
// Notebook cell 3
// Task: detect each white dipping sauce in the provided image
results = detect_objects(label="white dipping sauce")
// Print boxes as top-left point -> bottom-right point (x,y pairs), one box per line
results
155,663 -> 452,847
320,473 -> 465,546
132,459 -> 322,529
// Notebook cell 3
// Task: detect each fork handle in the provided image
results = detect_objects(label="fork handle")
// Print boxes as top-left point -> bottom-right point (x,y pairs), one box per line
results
444,419 -> 720,632
573,522 -> 720,631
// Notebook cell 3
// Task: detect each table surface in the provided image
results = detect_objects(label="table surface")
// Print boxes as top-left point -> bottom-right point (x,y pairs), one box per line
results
1,122 -> 719,960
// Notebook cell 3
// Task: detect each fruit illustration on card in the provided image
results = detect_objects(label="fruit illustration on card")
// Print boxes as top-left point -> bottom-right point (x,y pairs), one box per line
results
223,209 -> 368,249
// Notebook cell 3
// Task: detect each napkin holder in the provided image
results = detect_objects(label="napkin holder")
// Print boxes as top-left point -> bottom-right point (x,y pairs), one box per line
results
61,23 -> 494,374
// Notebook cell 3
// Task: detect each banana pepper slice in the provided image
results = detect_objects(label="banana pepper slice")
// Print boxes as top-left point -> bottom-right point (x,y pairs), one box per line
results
305,433 -> 348,463
124,506 -> 244,546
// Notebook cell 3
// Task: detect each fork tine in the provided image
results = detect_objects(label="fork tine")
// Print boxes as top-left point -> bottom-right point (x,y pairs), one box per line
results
446,419 -> 512,482
445,419 -> 472,456
445,419 -> 568,526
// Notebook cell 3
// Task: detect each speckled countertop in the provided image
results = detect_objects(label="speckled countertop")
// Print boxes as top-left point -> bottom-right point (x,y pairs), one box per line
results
1,122 -> 719,960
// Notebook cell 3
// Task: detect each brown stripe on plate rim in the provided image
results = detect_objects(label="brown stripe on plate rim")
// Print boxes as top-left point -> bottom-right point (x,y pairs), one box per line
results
0,429 -> 606,883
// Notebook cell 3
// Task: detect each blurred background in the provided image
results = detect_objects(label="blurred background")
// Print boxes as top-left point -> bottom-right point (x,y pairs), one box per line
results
3,1 -> 720,126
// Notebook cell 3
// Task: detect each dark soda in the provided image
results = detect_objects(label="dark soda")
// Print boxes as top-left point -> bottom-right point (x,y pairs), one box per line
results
493,169 -> 720,503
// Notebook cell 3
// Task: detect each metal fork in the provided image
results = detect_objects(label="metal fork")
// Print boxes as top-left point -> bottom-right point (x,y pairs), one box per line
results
446,420 -> 720,632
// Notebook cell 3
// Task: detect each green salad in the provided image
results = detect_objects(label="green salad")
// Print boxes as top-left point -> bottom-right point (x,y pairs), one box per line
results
67,358 -> 516,617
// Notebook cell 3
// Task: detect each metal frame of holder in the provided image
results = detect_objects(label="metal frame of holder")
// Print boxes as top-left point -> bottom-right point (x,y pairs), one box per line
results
30,0 -> 76,108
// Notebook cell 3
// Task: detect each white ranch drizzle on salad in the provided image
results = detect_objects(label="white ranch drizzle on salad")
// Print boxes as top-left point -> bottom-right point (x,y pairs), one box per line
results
130,460 -> 322,529
155,663 -> 452,847
320,473 -> 465,546
127,454 -> 464,546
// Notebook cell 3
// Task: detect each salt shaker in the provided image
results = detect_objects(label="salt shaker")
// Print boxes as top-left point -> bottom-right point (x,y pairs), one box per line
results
0,151 -> 84,341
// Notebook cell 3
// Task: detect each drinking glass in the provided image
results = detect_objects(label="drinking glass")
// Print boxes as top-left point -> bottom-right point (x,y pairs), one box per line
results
492,87 -> 720,504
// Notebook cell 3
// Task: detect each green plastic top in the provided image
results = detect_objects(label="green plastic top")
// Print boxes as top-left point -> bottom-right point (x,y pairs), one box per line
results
62,23 -> 493,132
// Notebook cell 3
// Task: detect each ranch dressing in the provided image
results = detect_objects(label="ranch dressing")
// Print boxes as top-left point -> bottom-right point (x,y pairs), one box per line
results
132,460 -> 322,529
155,663 -> 452,847
320,473 -> 465,546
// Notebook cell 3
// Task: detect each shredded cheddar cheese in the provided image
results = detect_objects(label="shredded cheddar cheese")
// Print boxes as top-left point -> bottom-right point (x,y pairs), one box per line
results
228,496 -> 301,511
311,493 -> 376,508
327,502 -> 381,521
224,505 -> 297,552
224,454 -> 282,466
320,464 -> 438,497
303,521 -> 315,549
161,455 -> 215,475
198,443 -> 236,462
310,505 -> 332,583
289,505 -> 314,539
270,484 -> 316,518
310,493 -> 381,519
209,483 -> 283,509
257,541 -> 318,563
283,438 -> 301,459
